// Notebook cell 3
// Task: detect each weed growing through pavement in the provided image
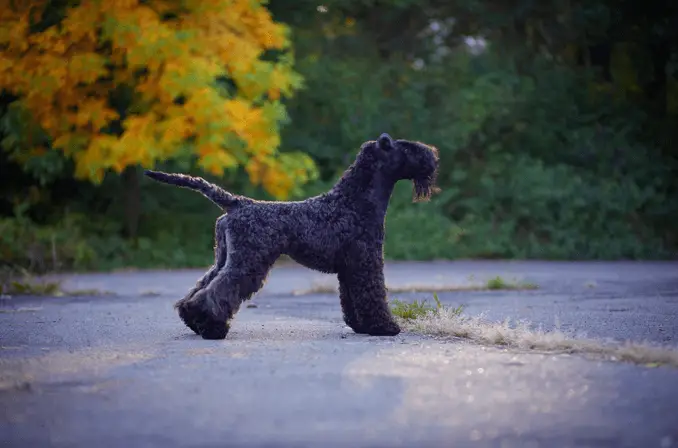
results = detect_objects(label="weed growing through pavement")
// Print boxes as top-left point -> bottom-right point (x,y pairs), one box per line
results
485,275 -> 538,290
390,292 -> 464,320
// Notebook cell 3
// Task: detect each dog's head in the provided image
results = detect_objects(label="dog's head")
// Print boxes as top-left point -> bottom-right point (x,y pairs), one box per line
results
360,133 -> 440,202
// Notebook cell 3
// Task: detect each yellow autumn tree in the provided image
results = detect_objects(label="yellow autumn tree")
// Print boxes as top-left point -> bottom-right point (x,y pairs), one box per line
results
0,0 -> 316,199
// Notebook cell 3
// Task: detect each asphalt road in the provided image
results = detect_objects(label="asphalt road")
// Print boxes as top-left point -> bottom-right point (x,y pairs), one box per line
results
1,261 -> 678,448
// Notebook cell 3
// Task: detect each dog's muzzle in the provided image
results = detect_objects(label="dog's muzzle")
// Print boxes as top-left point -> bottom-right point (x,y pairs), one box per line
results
412,146 -> 440,202
412,175 -> 439,202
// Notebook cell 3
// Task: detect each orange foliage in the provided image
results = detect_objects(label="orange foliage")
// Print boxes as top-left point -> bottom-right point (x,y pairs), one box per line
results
0,0 -> 315,198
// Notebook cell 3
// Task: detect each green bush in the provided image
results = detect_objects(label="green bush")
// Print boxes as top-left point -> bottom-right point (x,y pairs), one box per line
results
281,48 -> 676,261
0,211 -> 96,273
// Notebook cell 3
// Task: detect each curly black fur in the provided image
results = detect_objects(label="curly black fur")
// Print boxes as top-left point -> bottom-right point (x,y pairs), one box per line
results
145,133 -> 440,340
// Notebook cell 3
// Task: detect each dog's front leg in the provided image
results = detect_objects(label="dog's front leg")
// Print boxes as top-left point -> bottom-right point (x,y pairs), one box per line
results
338,272 -> 366,334
338,243 -> 400,337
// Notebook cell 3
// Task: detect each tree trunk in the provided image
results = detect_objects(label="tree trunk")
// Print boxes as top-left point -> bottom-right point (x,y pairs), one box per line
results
647,39 -> 669,117
589,42 -> 612,82
122,165 -> 141,240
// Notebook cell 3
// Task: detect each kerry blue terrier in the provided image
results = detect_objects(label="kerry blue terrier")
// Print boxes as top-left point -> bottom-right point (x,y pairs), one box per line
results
144,133 -> 439,340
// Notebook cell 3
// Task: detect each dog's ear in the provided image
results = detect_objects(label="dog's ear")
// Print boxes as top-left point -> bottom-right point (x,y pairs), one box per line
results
377,133 -> 394,151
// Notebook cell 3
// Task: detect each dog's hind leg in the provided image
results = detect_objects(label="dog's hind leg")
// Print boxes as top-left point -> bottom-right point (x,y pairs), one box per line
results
175,215 -> 228,334
338,241 -> 400,336
189,249 -> 278,340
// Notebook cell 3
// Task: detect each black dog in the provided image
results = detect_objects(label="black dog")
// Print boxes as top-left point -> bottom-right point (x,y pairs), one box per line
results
145,133 -> 440,339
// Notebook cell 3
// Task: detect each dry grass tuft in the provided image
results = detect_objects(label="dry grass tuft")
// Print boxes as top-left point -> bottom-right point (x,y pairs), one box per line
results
398,306 -> 678,367
293,275 -> 539,296
0,267 -> 62,296
0,266 -> 114,298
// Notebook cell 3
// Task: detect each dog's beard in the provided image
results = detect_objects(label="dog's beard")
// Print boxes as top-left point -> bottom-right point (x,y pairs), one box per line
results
412,175 -> 440,202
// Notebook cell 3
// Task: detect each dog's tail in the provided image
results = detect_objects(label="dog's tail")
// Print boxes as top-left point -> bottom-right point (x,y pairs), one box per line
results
144,170 -> 241,211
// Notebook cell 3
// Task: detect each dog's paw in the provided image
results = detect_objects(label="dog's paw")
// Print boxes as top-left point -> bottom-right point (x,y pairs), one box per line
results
343,315 -> 367,334
346,325 -> 368,335
176,293 -> 215,336
365,320 -> 401,337
199,320 -> 229,340
176,301 -> 201,335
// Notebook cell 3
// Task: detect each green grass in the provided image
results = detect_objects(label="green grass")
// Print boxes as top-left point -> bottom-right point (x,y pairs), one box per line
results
485,275 -> 539,290
390,292 -> 464,321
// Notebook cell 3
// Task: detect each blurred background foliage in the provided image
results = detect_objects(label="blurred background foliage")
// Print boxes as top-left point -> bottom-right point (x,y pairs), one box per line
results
1,0 -> 677,273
